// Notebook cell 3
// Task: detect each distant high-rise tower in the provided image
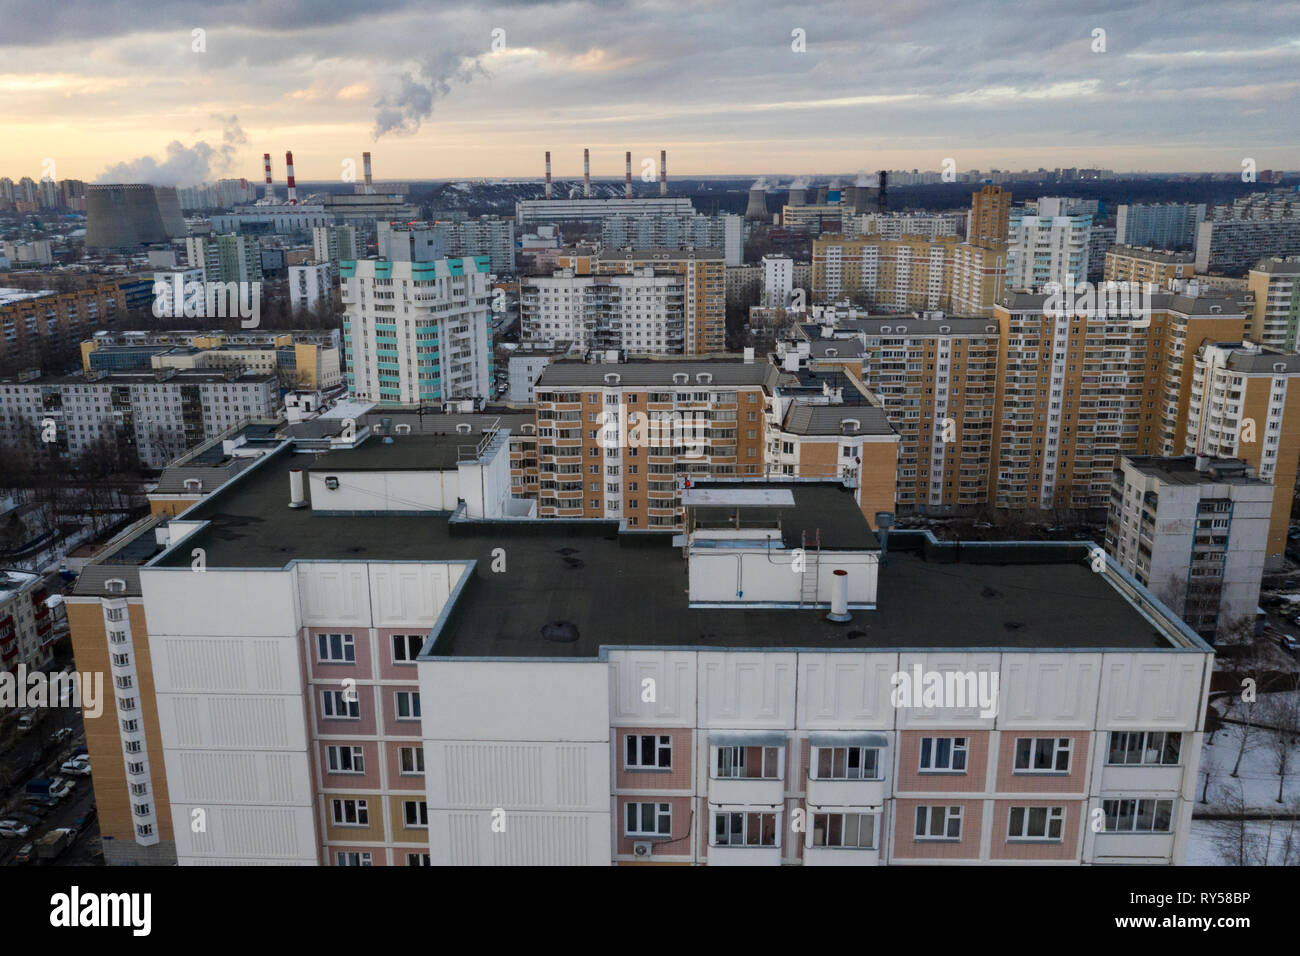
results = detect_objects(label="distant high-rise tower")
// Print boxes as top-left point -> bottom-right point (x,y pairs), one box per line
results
583,148 -> 591,198
969,185 -> 1011,248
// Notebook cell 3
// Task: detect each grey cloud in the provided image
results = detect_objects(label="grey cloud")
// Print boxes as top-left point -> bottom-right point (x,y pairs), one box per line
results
96,114 -> 248,185
373,50 -> 490,137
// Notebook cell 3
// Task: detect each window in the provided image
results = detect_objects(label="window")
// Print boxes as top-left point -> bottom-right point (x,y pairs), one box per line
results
814,746 -> 880,780
812,812 -> 876,848
714,745 -> 781,779
407,853 -> 431,866
395,691 -> 421,720
1102,798 -> 1174,833
331,798 -> 369,827
321,689 -> 359,719
1014,737 -> 1072,773
327,745 -> 365,774
915,805 -> 963,841
625,734 -> 672,770
1007,806 -> 1065,841
391,633 -> 423,663
625,801 -> 671,837
403,800 -> 428,828
337,851 -> 372,866
317,632 -> 355,663
1107,731 -> 1182,766
399,746 -> 425,775
919,737 -> 967,773
712,811 -> 778,847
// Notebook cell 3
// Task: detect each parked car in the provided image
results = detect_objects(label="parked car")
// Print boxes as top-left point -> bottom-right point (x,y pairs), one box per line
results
1279,634 -> 1300,656
12,843 -> 35,864
0,820 -> 31,838
1291,615 -> 1300,627
73,805 -> 97,833
16,713 -> 37,733
49,728 -> 72,745
60,755 -> 90,777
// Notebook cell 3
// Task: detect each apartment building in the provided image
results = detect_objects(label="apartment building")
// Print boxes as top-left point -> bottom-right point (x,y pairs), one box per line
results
341,257 -> 493,406
289,262 -> 333,314
0,283 -> 128,369
0,567 -> 52,673
0,368 -> 281,468
1194,216 -> 1300,275
600,213 -> 743,267
1006,209 -> 1092,291
1115,203 -> 1206,250
312,225 -> 359,264
762,254 -> 794,307
990,289 -> 1250,512
1104,245 -> 1196,286
1183,342 -> 1300,567
515,196 -> 695,227
185,234 -> 264,284
520,269 -> 686,355
377,219 -> 516,275
1105,455 -> 1270,638
70,440 -> 1212,865
559,248 -> 726,355
804,316 -> 1000,512
846,213 -> 962,241
1246,256 -> 1300,351
812,235 -> 962,311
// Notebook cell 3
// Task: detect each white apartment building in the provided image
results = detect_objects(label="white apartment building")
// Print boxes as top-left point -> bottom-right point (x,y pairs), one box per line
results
185,234 -> 263,284
0,567 -> 51,671
1115,203 -> 1206,250
762,254 -> 794,308
847,213 -> 962,241
312,225 -> 358,264
341,257 -> 493,406
1246,256 -> 1300,351
0,369 -> 281,468
1006,210 -> 1092,291
1105,455 -> 1271,639
520,268 -> 685,355
290,262 -> 332,314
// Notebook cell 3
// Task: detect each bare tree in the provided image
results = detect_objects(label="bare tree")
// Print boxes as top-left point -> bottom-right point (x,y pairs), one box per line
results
1259,676 -> 1300,803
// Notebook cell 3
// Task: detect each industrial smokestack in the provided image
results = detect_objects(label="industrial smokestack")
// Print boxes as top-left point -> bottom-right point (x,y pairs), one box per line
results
878,170 -> 888,213
583,148 -> 591,197
745,181 -> 769,221
362,151 -> 373,194
625,151 -> 632,199
660,149 -> 667,196
545,151 -> 552,200
263,153 -> 273,201
285,150 -> 297,204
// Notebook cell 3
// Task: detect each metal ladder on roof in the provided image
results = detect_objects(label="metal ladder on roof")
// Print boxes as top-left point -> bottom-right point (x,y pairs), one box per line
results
800,528 -> 821,607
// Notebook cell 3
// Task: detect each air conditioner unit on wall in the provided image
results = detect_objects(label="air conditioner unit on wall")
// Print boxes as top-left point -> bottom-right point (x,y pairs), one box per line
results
632,842 -> 653,858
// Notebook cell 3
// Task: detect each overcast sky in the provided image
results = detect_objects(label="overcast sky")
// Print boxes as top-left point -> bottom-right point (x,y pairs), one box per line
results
1,0 -> 1296,184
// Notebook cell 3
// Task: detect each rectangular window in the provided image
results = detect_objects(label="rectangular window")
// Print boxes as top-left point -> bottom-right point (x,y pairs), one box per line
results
403,800 -> 428,828
814,746 -> 880,780
395,691 -> 421,720
1014,737 -> 1072,773
712,811 -> 778,847
399,746 -> 425,775
331,798 -> 369,827
918,737 -> 967,773
625,734 -> 672,770
1106,731 -> 1182,766
625,801 -> 672,837
391,633 -> 423,663
812,812 -> 876,849
406,853 -> 431,866
1102,798 -> 1174,833
914,805 -> 963,841
317,632 -> 356,663
326,745 -> 364,774
714,745 -> 781,779
1007,805 -> 1065,841
337,851 -> 372,866
321,689 -> 360,720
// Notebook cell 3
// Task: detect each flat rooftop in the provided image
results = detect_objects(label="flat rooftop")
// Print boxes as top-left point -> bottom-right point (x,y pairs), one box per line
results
308,434 -> 473,472
1125,455 -> 1266,487
144,446 -> 1191,656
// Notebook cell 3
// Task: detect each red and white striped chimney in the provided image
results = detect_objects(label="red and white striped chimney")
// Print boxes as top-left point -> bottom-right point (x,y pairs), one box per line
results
624,150 -> 632,199
284,150 -> 297,204
262,153 -> 273,200
362,151 -> 373,194
544,151 -> 552,200
583,148 -> 590,198
660,149 -> 667,196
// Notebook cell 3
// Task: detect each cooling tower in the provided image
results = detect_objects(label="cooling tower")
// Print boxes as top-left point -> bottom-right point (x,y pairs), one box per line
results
85,184 -> 188,249
815,185 -> 829,205
788,186 -> 807,206
745,185 -> 769,221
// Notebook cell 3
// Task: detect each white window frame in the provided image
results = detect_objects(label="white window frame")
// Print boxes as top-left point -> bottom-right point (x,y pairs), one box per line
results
336,851 -> 372,866
403,799 -> 428,829
713,745 -> 782,780
914,805 -> 963,841
317,632 -> 356,664
711,810 -> 780,847
326,745 -> 365,775
918,737 -> 968,773
399,746 -> 425,775
395,690 -> 421,720
1101,798 -> 1175,833
331,798 -> 369,827
813,745 -> 881,781
1106,731 -> 1182,766
1007,805 -> 1065,842
811,812 -> 877,849
625,733 -> 672,770
625,801 -> 672,838
1013,736 -> 1072,774
321,689 -> 360,720
391,633 -> 423,664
